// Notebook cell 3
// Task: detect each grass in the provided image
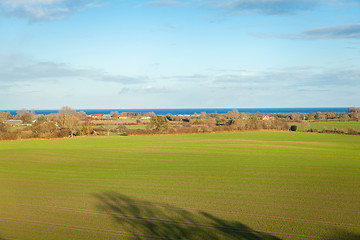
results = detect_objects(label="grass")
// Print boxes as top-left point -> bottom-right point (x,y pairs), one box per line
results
94,118 -> 137,123
9,125 -> 27,132
125,124 -> 147,129
295,121 -> 360,132
93,125 -> 148,135
0,131 -> 359,239
308,121 -> 360,131
94,118 -> 150,123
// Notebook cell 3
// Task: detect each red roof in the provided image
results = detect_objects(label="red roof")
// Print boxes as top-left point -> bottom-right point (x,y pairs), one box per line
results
89,114 -> 103,118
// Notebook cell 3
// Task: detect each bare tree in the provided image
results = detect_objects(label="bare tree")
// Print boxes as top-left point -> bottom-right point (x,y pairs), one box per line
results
59,106 -> 76,115
78,111 -> 87,120
341,113 -> 350,121
315,112 -> 326,121
348,107 -> 360,113
0,112 -> 11,121
16,108 -> 33,123
63,114 -> 80,137
290,113 -> 301,122
31,121 -> 57,138
307,113 -> 315,121
59,106 -> 80,137
111,111 -> 119,119
350,111 -> 360,121
81,118 -> 94,136
0,120 -> 9,132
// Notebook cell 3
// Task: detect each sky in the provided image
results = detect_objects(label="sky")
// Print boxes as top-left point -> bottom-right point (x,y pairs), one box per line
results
0,0 -> 359,110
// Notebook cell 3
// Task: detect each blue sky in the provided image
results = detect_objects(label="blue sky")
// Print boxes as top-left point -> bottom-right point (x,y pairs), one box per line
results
0,0 -> 359,109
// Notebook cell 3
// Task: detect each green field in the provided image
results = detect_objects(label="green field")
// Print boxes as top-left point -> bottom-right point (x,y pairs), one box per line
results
94,118 -> 150,124
9,126 -> 27,132
1,131 -> 359,239
296,121 -> 360,132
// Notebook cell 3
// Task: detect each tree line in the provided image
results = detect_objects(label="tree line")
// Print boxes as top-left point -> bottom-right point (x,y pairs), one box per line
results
1,107 -> 359,140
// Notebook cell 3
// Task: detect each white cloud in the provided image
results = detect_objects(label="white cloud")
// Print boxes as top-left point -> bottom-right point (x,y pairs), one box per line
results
143,0 -> 187,8
0,54 -> 146,85
303,24 -> 360,39
164,67 -> 360,92
0,0 -> 105,21
206,0 -> 318,15
158,67 -> 360,107
1,60 -> 359,108
252,24 -> 360,40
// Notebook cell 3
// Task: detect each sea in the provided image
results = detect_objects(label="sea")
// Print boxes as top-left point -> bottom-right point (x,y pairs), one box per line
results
2,107 -> 349,116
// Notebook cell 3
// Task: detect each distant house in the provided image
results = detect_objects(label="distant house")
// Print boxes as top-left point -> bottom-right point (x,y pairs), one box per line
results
88,114 -> 103,119
262,115 -> 275,120
118,116 -> 128,119
5,120 -> 23,125
141,117 -> 152,120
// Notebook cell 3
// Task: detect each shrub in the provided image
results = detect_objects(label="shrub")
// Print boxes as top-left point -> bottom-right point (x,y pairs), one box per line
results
348,127 -> 358,135
307,128 -> 318,133
115,125 -> 127,134
300,121 -> 310,132
290,125 -> 297,131
0,121 -> 9,132
0,132 -> 19,140
55,129 -> 71,138
150,116 -> 170,133
333,128 -> 345,134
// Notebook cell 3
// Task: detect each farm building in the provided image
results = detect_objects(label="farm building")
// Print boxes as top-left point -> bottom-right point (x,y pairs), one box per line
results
5,120 -> 23,125
87,114 -> 103,119
262,115 -> 275,120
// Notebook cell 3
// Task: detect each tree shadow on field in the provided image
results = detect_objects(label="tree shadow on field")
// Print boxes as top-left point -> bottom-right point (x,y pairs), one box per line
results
94,192 -> 282,240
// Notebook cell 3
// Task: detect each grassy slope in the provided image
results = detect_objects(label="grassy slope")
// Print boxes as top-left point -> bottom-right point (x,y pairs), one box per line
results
0,131 -> 359,239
